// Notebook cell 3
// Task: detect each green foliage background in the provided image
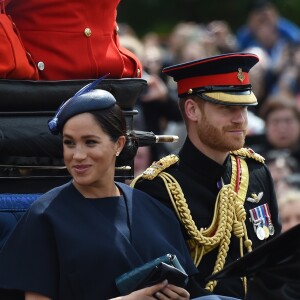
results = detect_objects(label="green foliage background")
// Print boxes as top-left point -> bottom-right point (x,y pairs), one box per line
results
118,0 -> 300,38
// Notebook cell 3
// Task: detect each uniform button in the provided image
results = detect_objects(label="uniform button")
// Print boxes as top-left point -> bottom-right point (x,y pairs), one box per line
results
84,28 -> 92,37
137,68 -> 141,77
37,62 -> 45,71
116,25 -> 119,32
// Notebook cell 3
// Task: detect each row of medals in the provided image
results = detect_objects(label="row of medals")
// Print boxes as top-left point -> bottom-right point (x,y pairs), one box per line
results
249,204 -> 275,240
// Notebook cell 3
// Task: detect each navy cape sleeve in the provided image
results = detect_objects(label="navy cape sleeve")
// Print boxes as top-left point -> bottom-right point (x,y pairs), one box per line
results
0,192 -> 59,299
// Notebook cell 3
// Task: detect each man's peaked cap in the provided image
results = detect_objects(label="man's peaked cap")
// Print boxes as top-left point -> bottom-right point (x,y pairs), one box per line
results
163,52 -> 259,106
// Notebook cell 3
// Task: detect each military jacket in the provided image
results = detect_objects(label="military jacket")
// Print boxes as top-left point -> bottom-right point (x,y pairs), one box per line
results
133,137 -> 281,299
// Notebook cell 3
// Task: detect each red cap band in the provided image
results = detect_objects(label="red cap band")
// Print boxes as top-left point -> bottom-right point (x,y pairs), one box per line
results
177,72 -> 250,95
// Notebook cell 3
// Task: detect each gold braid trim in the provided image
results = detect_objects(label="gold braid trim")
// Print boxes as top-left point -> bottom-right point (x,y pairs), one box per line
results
230,156 -> 252,294
140,154 -> 179,180
230,148 -> 265,164
130,173 -> 144,187
231,156 -> 253,253
130,154 -> 179,188
159,172 -> 236,291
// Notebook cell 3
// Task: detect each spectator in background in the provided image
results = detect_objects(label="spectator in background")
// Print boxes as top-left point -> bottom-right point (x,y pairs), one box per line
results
244,46 -> 272,114
142,42 -> 188,154
164,22 -> 201,66
257,95 -> 300,168
278,189 -> 300,233
177,39 -> 211,65
285,173 -> 300,189
236,0 -> 300,96
275,42 -> 300,108
236,0 -> 300,53
264,150 -> 299,198
120,29 -> 184,160
118,28 -> 147,131
139,60 -> 183,160
206,20 -> 239,54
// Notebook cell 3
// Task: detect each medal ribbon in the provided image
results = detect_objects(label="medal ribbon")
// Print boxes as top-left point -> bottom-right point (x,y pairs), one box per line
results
257,205 -> 266,226
263,203 -> 271,223
263,203 -> 275,236
261,205 -> 268,225
249,208 -> 260,226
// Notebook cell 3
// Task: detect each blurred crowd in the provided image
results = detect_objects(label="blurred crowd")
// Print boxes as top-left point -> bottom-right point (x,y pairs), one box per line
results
119,0 -> 300,232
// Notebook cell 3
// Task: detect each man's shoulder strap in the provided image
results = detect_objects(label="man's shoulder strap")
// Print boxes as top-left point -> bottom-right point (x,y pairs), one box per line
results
141,154 -> 179,180
230,147 -> 265,164
133,154 -> 179,184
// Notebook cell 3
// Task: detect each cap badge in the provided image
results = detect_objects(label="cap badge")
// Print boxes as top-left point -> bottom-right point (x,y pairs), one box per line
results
237,68 -> 245,82
188,88 -> 193,94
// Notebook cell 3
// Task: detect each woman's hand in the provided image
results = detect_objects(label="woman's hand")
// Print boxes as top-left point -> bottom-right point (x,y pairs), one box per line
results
25,292 -> 52,300
154,282 -> 190,299
110,280 -> 190,299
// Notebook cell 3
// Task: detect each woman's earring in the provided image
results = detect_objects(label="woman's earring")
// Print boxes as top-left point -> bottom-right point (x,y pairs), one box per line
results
116,152 -> 120,157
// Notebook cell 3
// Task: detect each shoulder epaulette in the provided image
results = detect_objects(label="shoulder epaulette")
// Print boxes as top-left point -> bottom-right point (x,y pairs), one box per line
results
141,154 -> 179,180
230,147 -> 265,164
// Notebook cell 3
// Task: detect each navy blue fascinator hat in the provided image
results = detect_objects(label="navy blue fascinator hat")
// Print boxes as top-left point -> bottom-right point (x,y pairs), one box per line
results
48,75 -> 116,135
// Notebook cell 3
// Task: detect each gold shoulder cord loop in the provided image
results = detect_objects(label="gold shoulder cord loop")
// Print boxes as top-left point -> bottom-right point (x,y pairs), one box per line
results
231,148 -> 265,164
229,155 -> 252,294
130,173 -> 143,187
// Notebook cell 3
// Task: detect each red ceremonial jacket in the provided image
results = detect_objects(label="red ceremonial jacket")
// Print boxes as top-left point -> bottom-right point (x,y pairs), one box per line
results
6,0 -> 142,80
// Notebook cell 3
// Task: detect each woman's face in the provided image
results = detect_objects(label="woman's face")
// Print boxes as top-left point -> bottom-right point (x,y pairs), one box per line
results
62,112 -> 122,190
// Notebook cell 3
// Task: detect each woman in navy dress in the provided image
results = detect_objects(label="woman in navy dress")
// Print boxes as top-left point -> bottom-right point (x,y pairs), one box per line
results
0,80 -> 207,300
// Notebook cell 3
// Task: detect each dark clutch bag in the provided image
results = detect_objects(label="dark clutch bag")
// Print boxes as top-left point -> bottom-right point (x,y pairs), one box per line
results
115,254 -> 188,295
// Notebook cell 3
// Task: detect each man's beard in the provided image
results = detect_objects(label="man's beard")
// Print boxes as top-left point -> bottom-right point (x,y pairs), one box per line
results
197,115 -> 246,152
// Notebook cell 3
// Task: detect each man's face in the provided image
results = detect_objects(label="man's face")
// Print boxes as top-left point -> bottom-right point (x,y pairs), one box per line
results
195,101 -> 248,152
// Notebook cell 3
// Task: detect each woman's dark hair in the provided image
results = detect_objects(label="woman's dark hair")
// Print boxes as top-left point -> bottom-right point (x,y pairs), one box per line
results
90,104 -> 138,166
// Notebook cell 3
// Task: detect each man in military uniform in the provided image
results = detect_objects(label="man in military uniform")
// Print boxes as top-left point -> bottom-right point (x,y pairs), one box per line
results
131,53 -> 281,299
